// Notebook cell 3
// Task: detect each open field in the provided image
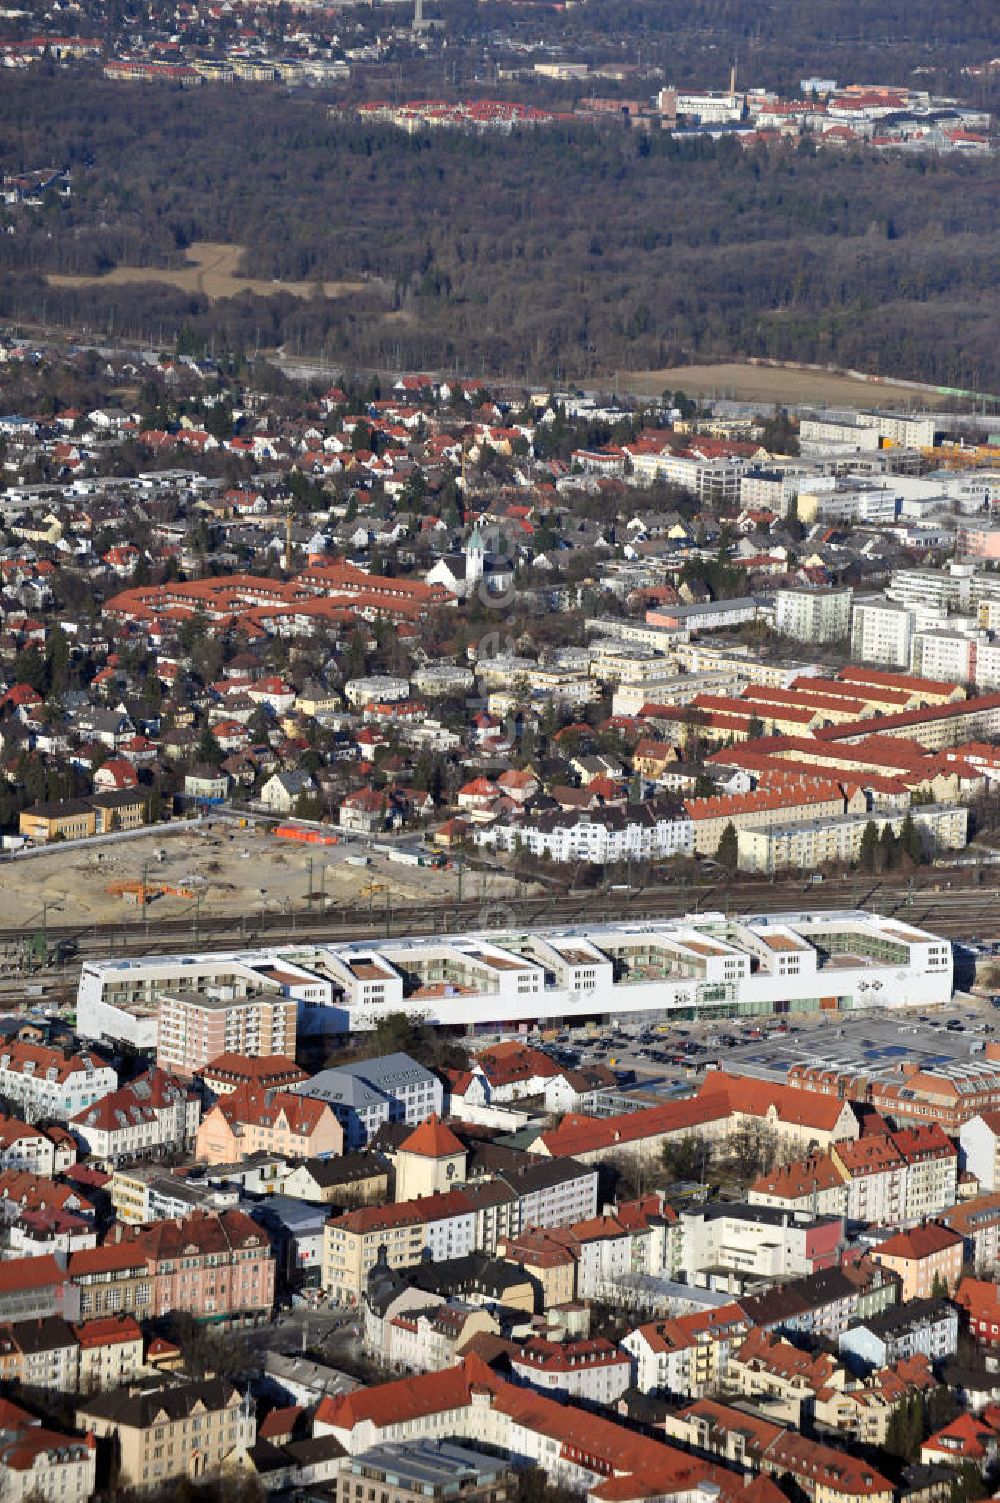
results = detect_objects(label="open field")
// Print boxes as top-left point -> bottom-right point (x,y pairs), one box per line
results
0,820 -> 524,939
621,362 -> 950,409
47,241 -> 366,302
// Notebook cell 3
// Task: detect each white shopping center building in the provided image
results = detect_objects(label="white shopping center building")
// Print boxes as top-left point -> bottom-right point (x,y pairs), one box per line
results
76,909 -> 953,1043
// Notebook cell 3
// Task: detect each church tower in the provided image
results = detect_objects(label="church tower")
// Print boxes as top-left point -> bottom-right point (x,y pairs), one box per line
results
465,522 -> 485,587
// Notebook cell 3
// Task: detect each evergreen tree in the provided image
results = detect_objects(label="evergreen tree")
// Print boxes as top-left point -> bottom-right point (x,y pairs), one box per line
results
717,821 -> 738,874
885,1393 -> 923,1462
13,645 -> 46,693
195,726 -> 224,768
900,810 -> 923,864
44,626 -> 71,694
880,823 -> 899,870
859,820 -> 879,873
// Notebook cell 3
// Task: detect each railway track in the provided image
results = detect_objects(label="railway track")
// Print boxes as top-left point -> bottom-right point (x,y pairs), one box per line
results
11,873 -> 999,969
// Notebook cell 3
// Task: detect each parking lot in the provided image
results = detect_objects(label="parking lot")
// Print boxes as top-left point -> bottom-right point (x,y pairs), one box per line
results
511,994 -> 1000,1097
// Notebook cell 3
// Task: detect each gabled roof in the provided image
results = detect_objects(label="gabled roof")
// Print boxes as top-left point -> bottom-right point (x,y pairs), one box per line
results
696,1071 -> 852,1133
535,1093 -> 728,1159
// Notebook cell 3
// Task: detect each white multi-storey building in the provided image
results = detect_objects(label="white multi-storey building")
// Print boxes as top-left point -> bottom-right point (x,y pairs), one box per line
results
76,910 -> 954,1036
888,562 -> 976,615
774,588 -> 853,644
77,953 -> 331,1049
0,1041 -> 116,1121
856,410 -> 939,449
510,1339 -> 633,1404
474,803 -> 694,865
850,596 -> 913,668
910,630 -> 977,687
737,804 -> 969,875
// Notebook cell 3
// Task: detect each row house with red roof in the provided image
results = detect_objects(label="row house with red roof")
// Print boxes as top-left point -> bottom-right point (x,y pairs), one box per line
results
0,1312 -> 142,1395
68,1207 -> 275,1324
0,1040 -> 116,1120
751,1122 -> 958,1227
315,1353 -> 745,1503
195,1085 -> 342,1164
624,1302 -> 750,1397
70,1068 -> 200,1168
667,1397 -> 894,1503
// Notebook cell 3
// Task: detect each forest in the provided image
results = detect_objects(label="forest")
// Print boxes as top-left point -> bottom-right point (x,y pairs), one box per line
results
1,69 -> 999,388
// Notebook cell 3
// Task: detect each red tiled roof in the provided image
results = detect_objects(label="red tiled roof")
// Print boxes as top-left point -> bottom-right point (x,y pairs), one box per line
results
536,1092 -> 728,1159
0,1255 -> 64,1293
398,1114 -> 465,1159
331,1188 -> 474,1237
202,1053 -> 306,1085
72,1314 -> 142,1348
696,1071 -> 851,1132
873,1223 -> 962,1262
210,1085 -> 332,1137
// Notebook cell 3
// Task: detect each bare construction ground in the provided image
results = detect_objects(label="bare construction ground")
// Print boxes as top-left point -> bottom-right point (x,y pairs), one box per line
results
0,820 -> 525,937
48,241 -> 366,302
623,362 -> 947,409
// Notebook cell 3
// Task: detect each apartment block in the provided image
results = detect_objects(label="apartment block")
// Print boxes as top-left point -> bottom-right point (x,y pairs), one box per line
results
156,992 -> 297,1078
77,1377 -> 255,1489
736,803 -> 969,874
851,597 -> 913,668
774,588 -> 853,644
0,1041 -> 115,1120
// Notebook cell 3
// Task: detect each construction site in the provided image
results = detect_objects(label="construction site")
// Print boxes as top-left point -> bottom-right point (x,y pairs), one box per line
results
0,819 -> 526,970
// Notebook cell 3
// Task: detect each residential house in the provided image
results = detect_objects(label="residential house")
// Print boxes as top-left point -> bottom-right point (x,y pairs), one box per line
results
260,771 -> 315,813
73,1314 -> 145,1394
667,1397 -> 894,1503
0,1042 -> 116,1120
77,1377 -> 255,1488
838,1299 -> 958,1371
871,1224 -> 963,1301
939,1192 -> 1000,1270
195,1087 -> 343,1165
283,1153 -> 390,1209
0,1396 -> 96,1503
623,1303 -> 750,1398
70,1069 -> 200,1168
0,1119 -> 77,1177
